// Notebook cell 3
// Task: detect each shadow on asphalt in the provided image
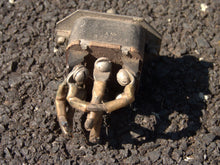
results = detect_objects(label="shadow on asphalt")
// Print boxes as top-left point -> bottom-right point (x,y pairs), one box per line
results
104,55 -> 213,149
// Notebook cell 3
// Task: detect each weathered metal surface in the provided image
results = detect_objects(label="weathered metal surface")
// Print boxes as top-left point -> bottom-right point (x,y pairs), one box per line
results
57,10 -> 161,67
55,10 -> 161,143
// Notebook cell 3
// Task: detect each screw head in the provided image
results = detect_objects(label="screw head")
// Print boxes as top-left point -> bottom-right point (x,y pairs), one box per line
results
72,65 -> 89,84
95,57 -> 112,72
117,69 -> 131,86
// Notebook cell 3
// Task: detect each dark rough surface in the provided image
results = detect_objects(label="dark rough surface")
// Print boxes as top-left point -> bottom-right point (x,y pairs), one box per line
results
0,0 -> 220,164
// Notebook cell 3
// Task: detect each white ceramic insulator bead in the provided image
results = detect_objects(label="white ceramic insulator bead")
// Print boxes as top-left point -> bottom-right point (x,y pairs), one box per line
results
117,69 -> 131,86
95,57 -> 112,72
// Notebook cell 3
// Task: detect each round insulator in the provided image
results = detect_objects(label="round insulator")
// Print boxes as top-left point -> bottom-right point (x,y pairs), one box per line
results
116,69 -> 131,86
72,65 -> 89,84
95,57 -> 112,72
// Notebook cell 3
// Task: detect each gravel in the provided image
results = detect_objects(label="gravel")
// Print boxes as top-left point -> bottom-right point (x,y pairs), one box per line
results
0,0 -> 219,164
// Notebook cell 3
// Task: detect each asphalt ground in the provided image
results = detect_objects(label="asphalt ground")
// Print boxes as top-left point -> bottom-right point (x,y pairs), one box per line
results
0,0 -> 219,164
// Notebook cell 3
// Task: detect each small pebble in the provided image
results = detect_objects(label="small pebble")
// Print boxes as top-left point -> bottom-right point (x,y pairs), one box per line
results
53,47 -> 58,53
200,3 -> 208,12
106,8 -> 116,14
184,156 -> 194,162
57,37 -> 65,44
147,150 -> 161,163
195,50 -> 200,55
204,95 -> 209,101
9,0 -> 15,4
199,57 -> 204,61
